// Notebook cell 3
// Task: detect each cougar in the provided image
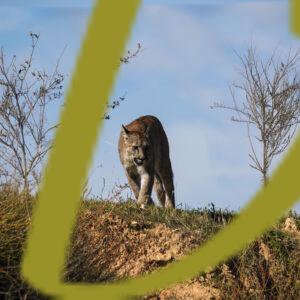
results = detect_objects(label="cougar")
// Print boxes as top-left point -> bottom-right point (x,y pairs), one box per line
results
118,115 -> 175,208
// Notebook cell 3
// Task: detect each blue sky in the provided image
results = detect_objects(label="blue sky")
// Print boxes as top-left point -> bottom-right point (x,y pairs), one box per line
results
0,0 -> 299,210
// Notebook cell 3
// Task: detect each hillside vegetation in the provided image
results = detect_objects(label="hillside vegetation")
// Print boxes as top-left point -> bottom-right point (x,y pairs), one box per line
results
1,188 -> 300,299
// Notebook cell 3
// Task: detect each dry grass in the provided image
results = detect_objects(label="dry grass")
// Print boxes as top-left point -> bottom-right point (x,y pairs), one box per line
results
1,188 -> 300,299
0,186 -> 48,299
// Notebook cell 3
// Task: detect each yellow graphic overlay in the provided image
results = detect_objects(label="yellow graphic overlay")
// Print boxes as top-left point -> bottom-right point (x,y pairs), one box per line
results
291,0 -> 300,35
21,0 -> 300,299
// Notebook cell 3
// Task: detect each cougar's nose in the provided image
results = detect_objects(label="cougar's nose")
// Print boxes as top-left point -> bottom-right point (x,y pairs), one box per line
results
134,157 -> 144,166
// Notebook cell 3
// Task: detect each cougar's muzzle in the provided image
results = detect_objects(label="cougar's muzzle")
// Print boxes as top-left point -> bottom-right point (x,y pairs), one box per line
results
134,157 -> 145,166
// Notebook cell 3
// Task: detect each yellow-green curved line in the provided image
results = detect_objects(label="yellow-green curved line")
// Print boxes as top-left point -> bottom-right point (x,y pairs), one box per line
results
21,0 -> 300,299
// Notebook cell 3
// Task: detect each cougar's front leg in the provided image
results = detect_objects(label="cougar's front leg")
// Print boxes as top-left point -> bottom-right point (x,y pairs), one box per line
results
137,172 -> 154,208
126,170 -> 140,200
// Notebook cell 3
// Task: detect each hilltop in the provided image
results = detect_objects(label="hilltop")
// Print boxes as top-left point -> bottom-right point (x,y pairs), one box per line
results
1,190 -> 300,299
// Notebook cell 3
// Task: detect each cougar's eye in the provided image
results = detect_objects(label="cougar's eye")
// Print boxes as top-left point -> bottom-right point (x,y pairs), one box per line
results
132,146 -> 138,151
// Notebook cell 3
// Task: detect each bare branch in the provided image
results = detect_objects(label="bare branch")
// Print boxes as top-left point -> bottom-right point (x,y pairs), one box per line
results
103,43 -> 144,120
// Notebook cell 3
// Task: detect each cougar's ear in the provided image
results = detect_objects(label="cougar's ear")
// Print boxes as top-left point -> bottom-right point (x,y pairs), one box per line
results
122,124 -> 130,135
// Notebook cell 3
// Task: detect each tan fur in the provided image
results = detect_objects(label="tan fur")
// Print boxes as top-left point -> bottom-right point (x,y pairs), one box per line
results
118,115 -> 175,208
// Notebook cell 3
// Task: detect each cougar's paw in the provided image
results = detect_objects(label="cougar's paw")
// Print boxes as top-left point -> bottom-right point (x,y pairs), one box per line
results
165,198 -> 175,209
138,195 -> 154,208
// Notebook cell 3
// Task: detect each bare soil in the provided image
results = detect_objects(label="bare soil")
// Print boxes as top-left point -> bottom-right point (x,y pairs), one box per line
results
65,209 -> 220,299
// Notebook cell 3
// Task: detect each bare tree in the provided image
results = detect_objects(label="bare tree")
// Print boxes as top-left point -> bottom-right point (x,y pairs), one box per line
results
211,45 -> 300,185
0,33 -> 64,193
0,32 -> 143,194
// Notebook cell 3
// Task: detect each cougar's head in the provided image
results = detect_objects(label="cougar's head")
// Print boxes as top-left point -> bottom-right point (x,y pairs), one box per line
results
122,125 -> 150,166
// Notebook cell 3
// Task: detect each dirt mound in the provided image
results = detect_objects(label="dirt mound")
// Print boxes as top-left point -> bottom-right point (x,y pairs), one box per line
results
66,209 -> 201,278
65,208 -> 219,299
2,194 -> 300,299
64,205 -> 300,299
